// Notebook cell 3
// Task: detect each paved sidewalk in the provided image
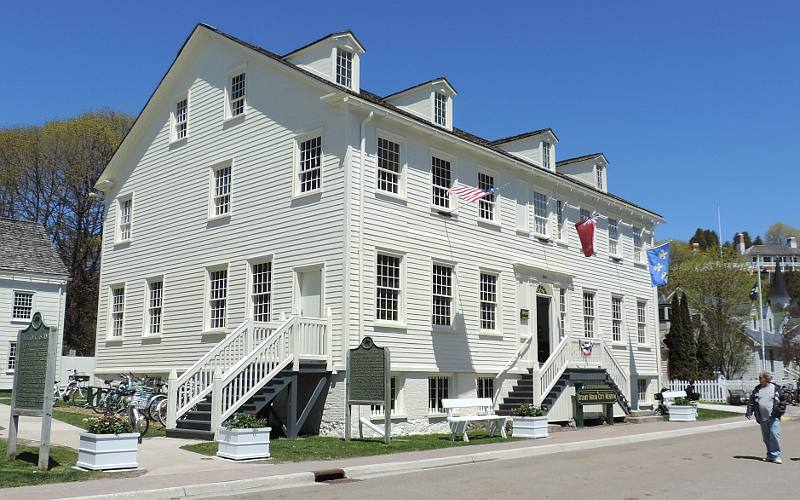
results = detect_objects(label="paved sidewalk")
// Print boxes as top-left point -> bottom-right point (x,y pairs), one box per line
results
1,405 -> 781,500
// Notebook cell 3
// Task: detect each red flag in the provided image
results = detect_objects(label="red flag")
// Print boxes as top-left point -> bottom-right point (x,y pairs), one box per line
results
575,218 -> 596,257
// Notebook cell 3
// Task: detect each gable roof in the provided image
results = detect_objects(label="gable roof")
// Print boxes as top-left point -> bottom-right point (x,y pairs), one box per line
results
383,77 -> 458,99
282,30 -> 366,57
744,245 -> 800,257
96,24 -> 663,222
556,153 -> 608,168
490,128 -> 559,145
0,218 -> 70,277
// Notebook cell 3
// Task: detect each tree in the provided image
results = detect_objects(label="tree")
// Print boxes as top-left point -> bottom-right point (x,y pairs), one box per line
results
671,248 -> 752,378
695,322 -> 714,379
781,326 -> 800,370
0,111 -> 133,355
731,231 -> 751,249
753,235 -> 764,246
765,222 -> 800,245
666,293 -> 697,380
689,228 -> 719,251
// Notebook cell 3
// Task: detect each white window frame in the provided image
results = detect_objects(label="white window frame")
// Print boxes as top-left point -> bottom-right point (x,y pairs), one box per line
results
533,191 -> 549,238
477,376 -> 495,400
143,277 -> 164,337
293,129 -> 324,197
638,378 -> 649,404
596,165 -> 604,190
209,160 -> 233,219
633,226 -> 644,264
116,195 -> 132,243
7,341 -> 17,371
477,170 -> 497,223
335,47 -> 353,88
558,287 -> 568,339
376,130 -> 406,198
11,290 -> 34,322
430,148 -> 455,210
542,141 -> 551,169
248,257 -> 273,323
580,208 -> 592,223
608,218 -> 621,258
428,375 -> 450,415
612,296 -> 623,343
583,291 -> 595,338
225,66 -> 247,120
554,199 -> 566,242
370,375 -> 400,417
432,262 -> 455,329
171,92 -> 189,143
637,300 -> 648,345
433,92 -> 448,127
375,250 -> 405,326
108,284 -> 126,339
479,270 -> 500,333
205,265 -> 229,333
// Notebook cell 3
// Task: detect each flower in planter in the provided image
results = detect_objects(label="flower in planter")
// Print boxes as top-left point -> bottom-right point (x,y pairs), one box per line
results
83,414 -> 133,434
222,412 -> 269,430
511,403 -> 544,417
673,397 -> 691,406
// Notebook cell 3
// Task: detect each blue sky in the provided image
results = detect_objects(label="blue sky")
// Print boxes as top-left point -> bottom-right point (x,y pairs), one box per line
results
2,1 -> 798,242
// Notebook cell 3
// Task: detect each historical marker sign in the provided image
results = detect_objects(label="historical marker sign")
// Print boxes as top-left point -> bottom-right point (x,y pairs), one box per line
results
575,383 -> 618,405
345,337 -> 391,443
8,312 -> 58,469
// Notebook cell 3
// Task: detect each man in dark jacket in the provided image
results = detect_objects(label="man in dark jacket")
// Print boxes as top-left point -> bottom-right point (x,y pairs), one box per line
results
746,371 -> 787,464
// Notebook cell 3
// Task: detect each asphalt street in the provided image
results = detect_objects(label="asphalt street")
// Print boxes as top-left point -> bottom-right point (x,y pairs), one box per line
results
206,419 -> 800,500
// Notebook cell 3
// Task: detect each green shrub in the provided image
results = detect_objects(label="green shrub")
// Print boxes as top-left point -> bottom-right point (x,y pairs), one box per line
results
511,403 -> 544,417
222,413 -> 269,429
84,414 -> 132,434
674,397 -> 692,406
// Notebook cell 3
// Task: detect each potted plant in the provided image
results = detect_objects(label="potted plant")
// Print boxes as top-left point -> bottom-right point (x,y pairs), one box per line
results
76,414 -> 138,470
511,403 -> 548,439
668,397 -> 697,422
217,413 -> 271,460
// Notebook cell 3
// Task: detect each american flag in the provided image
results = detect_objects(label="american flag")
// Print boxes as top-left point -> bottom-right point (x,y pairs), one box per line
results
748,262 -> 757,276
448,184 -> 495,203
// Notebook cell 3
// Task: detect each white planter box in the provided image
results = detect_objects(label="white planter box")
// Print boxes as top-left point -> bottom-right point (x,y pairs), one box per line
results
217,427 -> 271,460
669,405 -> 697,422
512,416 -> 549,439
76,432 -> 139,470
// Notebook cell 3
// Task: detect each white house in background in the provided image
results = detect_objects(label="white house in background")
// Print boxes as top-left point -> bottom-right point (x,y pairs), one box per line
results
0,218 -> 69,389
737,233 -> 799,273
92,24 -> 665,439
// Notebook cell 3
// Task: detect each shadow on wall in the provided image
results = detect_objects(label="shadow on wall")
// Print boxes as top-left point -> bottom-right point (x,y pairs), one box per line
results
431,312 -> 475,374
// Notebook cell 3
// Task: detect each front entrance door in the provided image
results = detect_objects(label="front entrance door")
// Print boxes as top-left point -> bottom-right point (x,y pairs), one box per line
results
298,269 -> 322,317
537,296 -> 551,363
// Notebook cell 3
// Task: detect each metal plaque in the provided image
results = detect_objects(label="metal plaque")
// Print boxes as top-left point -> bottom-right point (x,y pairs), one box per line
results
11,313 -> 53,412
576,383 -> 618,405
348,337 -> 387,403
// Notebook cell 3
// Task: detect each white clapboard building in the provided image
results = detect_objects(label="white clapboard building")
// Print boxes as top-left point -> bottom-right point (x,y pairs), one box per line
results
92,24 -> 664,439
0,218 -> 69,389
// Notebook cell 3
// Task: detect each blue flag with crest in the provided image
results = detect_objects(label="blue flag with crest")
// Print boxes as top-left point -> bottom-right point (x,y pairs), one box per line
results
647,242 -> 670,287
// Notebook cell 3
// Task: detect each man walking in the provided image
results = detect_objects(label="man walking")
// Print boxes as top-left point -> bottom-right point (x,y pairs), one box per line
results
746,371 -> 787,463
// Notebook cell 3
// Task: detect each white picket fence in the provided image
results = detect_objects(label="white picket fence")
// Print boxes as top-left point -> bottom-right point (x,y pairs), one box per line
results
665,378 -> 792,402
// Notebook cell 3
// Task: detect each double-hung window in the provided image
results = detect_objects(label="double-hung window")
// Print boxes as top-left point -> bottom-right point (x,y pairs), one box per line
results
612,296 -> 623,342
251,261 -> 272,322
583,291 -> 595,338
555,200 -> 565,240
377,137 -> 401,195
480,272 -> 498,331
431,156 -> 452,209
608,218 -> 620,257
633,227 -> 643,263
298,136 -> 322,194
208,269 -> 228,330
7,342 -> 16,370
428,376 -> 449,414
542,142 -> 551,169
12,291 -> 33,321
478,172 -> 496,222
336,48 -> 353,88
117,197 -> 132,242
638,378 -> 648,403
174,97 -> 188,141
558,288 -> 567,338
229,72 -> 246,118
146,280 -> 163,336
212,163 -> 232,217
110,286 -> 125,337
580,208 -> 592,223
477,376 -> 494,399
434,93 -> 447,127
432,264 -> 453,327
376,253 -> 401,322
637,301 -> 647,344
596,166 -> 604,190
533,192 -> 548,237
370,376 -> 397,416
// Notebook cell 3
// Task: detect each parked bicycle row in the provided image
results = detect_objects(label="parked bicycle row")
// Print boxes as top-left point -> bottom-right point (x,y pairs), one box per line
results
87,373 -> 168,439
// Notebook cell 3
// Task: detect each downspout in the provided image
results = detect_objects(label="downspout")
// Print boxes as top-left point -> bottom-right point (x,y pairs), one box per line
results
358,111 -> 374,346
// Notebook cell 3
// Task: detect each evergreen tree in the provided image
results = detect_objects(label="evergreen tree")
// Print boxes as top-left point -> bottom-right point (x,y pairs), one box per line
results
753,235 -> 764,246
695,321 -> 714,379
666,293 -> 698,380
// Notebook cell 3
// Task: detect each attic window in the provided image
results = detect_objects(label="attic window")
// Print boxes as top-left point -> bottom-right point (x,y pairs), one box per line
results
596,165 -> 604,190
434,93 -> 447,127
229,72 -> 246,117
336,48 -> 353,88
542,142 -> 551,169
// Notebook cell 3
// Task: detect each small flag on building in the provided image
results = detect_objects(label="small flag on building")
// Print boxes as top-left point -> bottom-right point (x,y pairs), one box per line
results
748,262 -> 757,276
575,217 -> 597,257
646,242 -> 670,287
448,184 -> 495,203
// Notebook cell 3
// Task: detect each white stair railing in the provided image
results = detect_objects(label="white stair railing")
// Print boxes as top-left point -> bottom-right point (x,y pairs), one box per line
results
601,341 -> 630,399
537,336 -> 572,404
211,316 -> 298,431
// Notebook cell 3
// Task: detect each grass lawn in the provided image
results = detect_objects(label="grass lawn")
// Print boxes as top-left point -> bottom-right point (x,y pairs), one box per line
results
0,438 -> 109,488
182,431 -> 515,462
51,405 -> 167,439
661,408 -> 742,421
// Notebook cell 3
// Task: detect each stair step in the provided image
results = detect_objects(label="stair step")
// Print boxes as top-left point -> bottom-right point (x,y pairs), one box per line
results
166,428 -> 215,441
625,415 -> 662,424
176,419 -> 212,431
184,410 -> 211,420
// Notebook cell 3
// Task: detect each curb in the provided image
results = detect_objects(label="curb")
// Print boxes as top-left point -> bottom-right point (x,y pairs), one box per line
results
63,419 -> 757,499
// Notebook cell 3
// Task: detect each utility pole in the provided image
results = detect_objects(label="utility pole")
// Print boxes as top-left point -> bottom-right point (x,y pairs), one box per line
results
757,256 -> 766,370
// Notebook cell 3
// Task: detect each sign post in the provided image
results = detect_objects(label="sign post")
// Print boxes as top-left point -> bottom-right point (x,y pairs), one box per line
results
345,337 -> 391,444
574,382 -> 617,428
8,312 -> 58,469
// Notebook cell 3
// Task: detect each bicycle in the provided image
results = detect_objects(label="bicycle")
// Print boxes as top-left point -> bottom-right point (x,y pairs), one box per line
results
53,369 -> 85,405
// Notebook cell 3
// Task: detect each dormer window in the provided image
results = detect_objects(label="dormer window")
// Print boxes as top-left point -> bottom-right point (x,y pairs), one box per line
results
596,165 -> 604,190
434,93 -> 447,127
336,48 -> 353,88
542,142 -> 551,169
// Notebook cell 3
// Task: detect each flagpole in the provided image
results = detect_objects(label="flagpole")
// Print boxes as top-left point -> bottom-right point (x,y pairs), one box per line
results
757,256 -> 766,370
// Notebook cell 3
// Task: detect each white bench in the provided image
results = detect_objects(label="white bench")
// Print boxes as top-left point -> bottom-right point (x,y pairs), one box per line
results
441,398 -> 508,442
658,390 -> 697,416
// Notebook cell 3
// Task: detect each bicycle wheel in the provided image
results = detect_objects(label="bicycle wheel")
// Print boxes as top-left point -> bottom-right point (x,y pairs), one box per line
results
147,394 -> 167,425
154,398 -> 168,427
130,408 -> 149,436
91,388 -> 108,414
